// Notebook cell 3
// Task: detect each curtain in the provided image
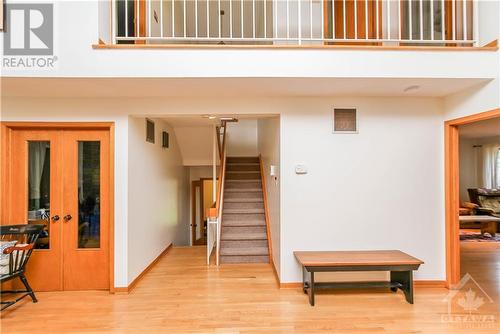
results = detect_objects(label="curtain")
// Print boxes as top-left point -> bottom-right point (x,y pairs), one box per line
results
28,142 -> 48,207
481,143 -> 500,189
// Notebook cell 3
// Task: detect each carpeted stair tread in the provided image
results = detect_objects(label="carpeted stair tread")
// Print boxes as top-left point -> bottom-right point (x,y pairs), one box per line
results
224,198 -> 263,203
220,255 -> 269,264
226,157 -> 260,163
226,170 -> 260,174
222,208 -> 265,214
221,232 -> 268,241
226,179 -> 262,183
225,188 -> 262,192
220,247 -> 269,256
223,220 -> 266,227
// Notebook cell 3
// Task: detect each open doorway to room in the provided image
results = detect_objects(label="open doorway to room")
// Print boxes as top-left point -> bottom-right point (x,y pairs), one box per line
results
445,109 -> 500,304
191,178 -> 219,245
457,116 -> 500,300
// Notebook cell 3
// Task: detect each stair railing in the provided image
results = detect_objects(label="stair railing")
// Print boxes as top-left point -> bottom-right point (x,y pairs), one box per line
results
207,123 -> 227,266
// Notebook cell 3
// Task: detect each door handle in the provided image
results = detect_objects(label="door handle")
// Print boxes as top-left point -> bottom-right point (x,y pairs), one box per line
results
51,215 -> 60,222
63,214 -> 72,222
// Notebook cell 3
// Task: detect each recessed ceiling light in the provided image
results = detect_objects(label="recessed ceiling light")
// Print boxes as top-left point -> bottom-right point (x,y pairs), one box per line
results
404,85 -> 421,93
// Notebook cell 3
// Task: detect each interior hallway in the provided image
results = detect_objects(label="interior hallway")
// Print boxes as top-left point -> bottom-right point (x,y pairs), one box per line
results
1,246 -> 499,333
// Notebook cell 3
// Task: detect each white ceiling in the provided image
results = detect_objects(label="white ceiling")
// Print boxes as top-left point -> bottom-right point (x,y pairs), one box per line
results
1,77 -> 489,98
459,117 -> 500,139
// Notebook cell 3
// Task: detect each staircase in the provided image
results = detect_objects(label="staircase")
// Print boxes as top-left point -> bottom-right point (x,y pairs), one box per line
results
220,157 -> 270,264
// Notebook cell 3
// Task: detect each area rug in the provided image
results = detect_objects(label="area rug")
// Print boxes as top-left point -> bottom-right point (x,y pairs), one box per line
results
460,231 -> 500,242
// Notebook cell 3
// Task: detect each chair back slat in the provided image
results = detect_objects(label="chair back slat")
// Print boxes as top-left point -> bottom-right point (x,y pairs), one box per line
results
1,224 -> 44,278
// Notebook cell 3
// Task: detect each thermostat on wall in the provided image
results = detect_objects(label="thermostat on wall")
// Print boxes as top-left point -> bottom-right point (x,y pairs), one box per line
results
295,164 -> 308,175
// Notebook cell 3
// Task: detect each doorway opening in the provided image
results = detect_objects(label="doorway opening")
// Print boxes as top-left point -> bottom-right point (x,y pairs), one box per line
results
445,109 -> 500,301
191,178 -> 219,246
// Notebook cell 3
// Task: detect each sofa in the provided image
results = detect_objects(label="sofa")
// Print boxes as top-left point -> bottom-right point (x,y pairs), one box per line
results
466,188 -> 500,233
467,188 -> 500,218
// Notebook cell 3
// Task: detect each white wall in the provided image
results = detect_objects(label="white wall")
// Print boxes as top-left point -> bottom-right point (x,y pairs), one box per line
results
477,0 -> 500,46
226,119 -> 259,157
127,117 -> 189,284
257,117 -> 281,277
444,80 -> 500,121
279,97 -> 445,282
98,0 -> 111,44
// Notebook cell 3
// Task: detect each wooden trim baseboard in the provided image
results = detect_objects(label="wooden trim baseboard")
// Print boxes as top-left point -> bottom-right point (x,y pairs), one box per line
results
92,43 -> 497,52
271,259 -> 280,286
414,280 -> 447,288
113,243 -> 173,294
280,280 -> 446,289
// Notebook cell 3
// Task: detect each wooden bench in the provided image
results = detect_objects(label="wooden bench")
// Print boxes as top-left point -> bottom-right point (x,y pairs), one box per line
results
294,250 -> 424,306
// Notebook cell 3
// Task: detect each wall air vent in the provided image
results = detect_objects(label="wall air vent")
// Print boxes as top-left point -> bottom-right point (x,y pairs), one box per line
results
333,108 -> 358,134
146,118 -> 155,143
162,131 -> 169,148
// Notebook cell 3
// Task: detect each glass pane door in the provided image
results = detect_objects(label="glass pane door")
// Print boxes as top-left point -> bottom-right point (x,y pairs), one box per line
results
78,141 -> 101,249
28,141 -> 51,249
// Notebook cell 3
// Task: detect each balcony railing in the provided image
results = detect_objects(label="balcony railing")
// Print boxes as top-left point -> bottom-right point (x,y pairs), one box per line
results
112,0 -> 476,46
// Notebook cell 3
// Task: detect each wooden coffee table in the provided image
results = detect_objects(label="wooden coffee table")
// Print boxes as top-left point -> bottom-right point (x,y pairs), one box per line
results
294,250 -> 424,306
459,215 -> 500,237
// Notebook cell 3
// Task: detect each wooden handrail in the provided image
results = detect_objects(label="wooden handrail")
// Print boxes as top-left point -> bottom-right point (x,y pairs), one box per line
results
214,125 -> 227,215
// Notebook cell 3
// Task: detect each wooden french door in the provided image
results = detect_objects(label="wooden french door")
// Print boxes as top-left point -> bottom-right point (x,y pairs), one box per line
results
2,126 -> 110,291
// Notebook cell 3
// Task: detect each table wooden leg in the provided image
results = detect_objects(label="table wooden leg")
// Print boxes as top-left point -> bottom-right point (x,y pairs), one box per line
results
481,222 -> 496,237
308,271 -> 315,306
390,270 -> 414,304
302,266 -> 315,306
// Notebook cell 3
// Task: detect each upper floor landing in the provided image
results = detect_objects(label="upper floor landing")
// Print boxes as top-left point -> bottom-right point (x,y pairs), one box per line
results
0,0 -> 499,80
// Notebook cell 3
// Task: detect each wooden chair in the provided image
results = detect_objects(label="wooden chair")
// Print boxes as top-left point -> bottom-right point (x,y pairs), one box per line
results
0,224 -> 44,311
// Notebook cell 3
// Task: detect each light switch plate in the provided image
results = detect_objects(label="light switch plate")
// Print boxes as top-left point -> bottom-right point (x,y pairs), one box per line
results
295,164 -> 307,174
270,165 -> 277,176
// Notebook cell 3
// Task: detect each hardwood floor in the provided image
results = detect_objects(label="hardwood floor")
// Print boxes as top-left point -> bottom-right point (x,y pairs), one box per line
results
461,240 -> 500,304
1,246 -> 499,333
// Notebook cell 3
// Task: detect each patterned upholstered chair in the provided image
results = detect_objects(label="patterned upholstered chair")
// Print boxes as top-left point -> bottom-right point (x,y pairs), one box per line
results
467,188 -> 500,218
